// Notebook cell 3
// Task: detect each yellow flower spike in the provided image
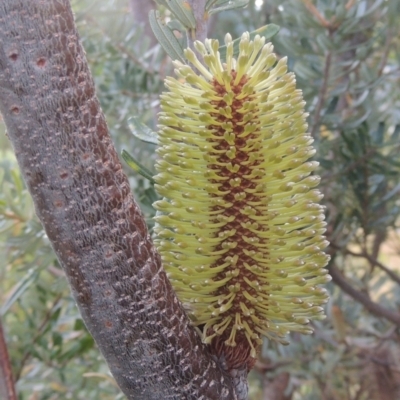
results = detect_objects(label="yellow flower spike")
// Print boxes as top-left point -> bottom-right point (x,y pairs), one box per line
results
154,32 -> 331,370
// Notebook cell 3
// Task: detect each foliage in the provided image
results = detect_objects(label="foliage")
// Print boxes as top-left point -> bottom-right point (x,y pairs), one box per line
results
1,0 -> 400,399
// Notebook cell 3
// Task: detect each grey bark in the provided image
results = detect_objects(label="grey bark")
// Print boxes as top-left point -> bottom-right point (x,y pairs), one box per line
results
0,1 -> 236,398
187,0 -> 208,50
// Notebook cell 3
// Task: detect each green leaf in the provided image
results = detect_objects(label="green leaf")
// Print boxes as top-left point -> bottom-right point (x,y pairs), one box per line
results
128,116 -> 158,145
122,150 -> 155,184
381,183 -> 400,203
165,0 -> 196,29
73,318 -> 87,331
52,331 -> 63,347
391,124 -> 400,141
316,32 -> 333,52
167,19 -> 186,33
218,24 -> 280,60
208,0 -> 249,14
325,96 -> 339,115
59,336 -> 94,362
356,0 -> 385,18
343,109 -> 371,130
350,90 -> 369,108
206,0 -> 219,10
371,122 -> 385,145
1,269 -> 39,315
143,186 -> 160,204
294,60 -> 320,81
11,167 -> 23,194
149,10 -> 185,63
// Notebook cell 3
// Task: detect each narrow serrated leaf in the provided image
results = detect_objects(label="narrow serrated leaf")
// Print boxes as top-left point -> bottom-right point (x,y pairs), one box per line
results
128,116 -> 158,145
149,10 -> 185,63
122,150 -> 155,184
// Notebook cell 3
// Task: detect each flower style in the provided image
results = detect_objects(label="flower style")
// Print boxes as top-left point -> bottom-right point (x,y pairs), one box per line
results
154,32 -> 331,370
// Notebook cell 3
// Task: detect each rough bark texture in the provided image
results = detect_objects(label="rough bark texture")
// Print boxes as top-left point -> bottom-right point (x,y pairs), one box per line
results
188,0 -> 208,50
0,1 -> 235,398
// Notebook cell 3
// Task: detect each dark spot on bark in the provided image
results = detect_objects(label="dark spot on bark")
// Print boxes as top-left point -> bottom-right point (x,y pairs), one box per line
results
105,250 -> 114,259
10,105 -> 20,114
54,200 -> 64,208
36,57 -> 47,68
9,52 -> 18,61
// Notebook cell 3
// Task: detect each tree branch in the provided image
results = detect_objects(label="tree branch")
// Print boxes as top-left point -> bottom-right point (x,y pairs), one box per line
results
0,317 -> 17,400
0,1 -> 234,398
302,0 -> 330,29
187,0 -> 208,49
341,246 -> 400,287
310,51 -> 332,137
329,264 -> 400,326
377,28 -> 393,77
14,294 -> 62,381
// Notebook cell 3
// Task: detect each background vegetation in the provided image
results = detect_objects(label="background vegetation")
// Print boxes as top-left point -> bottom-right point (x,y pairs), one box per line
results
1,0 -> 399,399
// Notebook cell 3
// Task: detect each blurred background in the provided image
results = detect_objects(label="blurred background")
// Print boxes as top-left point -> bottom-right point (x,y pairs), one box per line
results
1,0 -> 399,399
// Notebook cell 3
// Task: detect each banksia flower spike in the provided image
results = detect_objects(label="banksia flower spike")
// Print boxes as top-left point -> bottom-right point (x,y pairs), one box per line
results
154,32 -> 331,370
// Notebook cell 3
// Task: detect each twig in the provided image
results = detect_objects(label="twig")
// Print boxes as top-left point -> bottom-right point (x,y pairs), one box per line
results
187,0 -> 208,49
345,0 -> 357,10
85,15 -> 153,73
329,263 -> 400,326
322,147 -> 377,181
0,317 -> 17,400
302,0 -> 330,29
254,359 -> 292,373
331,243 -> 400,286
2,211 -> 25,223
377,28 -> 393,77
312,324 -> 341,347
14,294 -> 62,381
311,51 -> 332,137
303,0 -> 353,31
370,231 -> 385,265
358,251 -> 400,287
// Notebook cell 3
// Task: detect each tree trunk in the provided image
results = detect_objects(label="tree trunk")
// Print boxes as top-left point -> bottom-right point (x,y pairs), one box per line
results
0,1 -> 235,398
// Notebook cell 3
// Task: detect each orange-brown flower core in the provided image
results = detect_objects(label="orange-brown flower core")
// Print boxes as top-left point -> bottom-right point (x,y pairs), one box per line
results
205,71 -> 266,368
